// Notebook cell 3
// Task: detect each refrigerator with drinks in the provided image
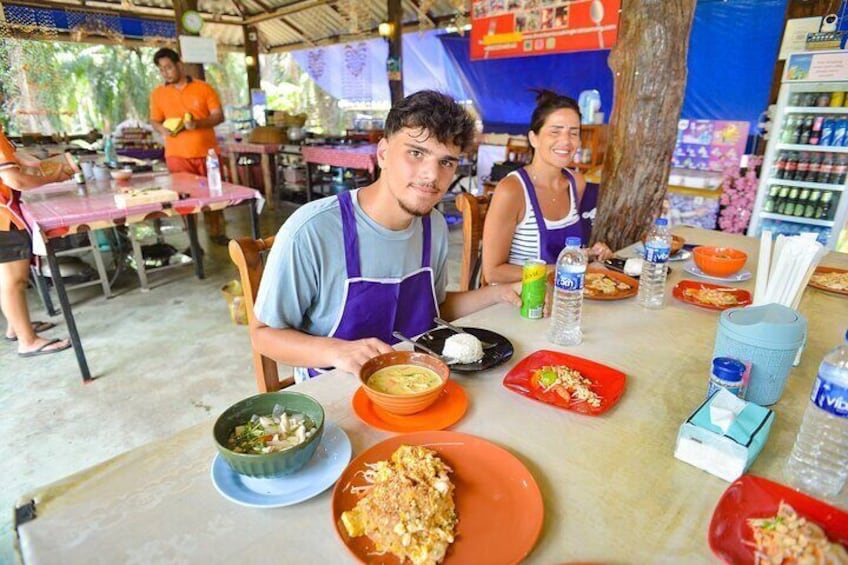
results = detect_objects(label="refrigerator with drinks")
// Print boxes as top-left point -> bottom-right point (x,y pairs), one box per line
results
748,50 -> 848,251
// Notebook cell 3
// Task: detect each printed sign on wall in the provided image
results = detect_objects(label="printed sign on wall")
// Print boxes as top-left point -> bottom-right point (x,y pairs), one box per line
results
672,120 -> 750,172
470,0 -> 620,60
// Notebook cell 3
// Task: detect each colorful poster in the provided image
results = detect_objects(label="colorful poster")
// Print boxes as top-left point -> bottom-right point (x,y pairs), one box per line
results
470,0 -> 620,60
672,120 -> 750,172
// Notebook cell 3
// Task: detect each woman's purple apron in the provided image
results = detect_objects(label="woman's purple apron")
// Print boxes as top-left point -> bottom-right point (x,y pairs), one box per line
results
516,167 -> 584,263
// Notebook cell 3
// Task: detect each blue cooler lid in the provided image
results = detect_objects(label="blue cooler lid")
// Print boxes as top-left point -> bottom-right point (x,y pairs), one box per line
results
718,303 -> 806,350
712,357 -> 745,382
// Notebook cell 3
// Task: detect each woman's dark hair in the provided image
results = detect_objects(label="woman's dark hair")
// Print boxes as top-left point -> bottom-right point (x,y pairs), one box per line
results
384,90 -> 476,153
528,88 -> 581,135
153,48 -> 181,66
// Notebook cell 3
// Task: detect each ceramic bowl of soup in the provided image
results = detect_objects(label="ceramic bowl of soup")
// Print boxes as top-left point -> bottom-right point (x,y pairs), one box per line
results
213,391 -> 325,478
359,351 -> 450,415
693,246 -> 748,277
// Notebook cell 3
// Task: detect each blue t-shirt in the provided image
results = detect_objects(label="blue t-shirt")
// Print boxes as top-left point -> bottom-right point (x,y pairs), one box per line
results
254,189 -> 449,338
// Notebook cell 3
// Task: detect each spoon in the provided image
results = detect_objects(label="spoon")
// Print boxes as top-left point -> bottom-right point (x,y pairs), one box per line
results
391,331 -> 459,365
433,317 -> 497,350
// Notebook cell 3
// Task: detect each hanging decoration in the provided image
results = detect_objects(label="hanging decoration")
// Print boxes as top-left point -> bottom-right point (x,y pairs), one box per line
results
141,19 -> 177,47
0,2 -> 59,40
342,42 -> 370,102
306,49 -> 326,80
417,0 -> 436,33
66,11 -> 124,44
449,0 -> 469,34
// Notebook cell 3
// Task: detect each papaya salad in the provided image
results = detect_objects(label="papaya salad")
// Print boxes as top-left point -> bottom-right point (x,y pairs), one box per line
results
747,501 -> 848,565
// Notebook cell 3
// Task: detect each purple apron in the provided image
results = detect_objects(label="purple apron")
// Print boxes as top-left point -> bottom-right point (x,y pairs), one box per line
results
307,190 -> 439,377
516,167 -> 585,263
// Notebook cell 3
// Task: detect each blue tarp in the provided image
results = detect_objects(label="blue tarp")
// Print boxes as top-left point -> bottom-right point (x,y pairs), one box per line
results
1,4 -> 176,40
440,0 -> 788,134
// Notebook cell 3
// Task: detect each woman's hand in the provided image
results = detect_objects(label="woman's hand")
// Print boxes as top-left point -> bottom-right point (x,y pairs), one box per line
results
587,242 -> 614,262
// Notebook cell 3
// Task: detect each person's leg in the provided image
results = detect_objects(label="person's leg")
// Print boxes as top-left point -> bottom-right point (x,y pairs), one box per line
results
0,258 -> 69,354
166,156 -> 227,243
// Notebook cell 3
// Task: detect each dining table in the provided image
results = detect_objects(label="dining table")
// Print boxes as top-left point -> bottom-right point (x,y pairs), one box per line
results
13,227 -> 848,563
300,143 -> 379,201
20,171 -> 263,383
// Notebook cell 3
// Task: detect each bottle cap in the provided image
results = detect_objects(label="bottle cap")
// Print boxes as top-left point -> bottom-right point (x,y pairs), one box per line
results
565,237 -> 582,248
711,357 -> 745,383
655,218 -> 668,226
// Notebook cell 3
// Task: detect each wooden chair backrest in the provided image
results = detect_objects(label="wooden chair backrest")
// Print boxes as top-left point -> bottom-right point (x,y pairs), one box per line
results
228,236 -> 294,392
454,192 -> 491,291
506,136 -> 532,164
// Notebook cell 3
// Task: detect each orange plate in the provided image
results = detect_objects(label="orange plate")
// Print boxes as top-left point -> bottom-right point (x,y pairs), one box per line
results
583,265 -> 638,300
351,380 -> 468,433
672,279 -> 752,311
332,431 -> 544,564
808,266 -> 848,296
709,474 -> 848,564
503,350 -> 626,416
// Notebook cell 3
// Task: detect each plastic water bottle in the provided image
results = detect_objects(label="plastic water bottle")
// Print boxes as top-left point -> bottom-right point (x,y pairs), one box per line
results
206,149 -> 223,195
548,236 -> 586,346
637,218 -> 672,309
785,330 -> 848,498
103,134 -> 118,168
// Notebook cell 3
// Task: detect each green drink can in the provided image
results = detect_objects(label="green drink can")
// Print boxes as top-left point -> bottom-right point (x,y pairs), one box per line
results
520,259 -> 547,319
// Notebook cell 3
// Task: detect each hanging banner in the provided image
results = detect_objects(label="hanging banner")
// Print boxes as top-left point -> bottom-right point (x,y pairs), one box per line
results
470,0 -> 620,60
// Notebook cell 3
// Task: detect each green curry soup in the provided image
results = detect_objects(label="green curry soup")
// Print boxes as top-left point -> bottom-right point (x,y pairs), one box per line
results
367,364 -> 442,395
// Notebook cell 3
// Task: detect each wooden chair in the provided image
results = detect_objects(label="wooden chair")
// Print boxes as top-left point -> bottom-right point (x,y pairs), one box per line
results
455,192 -> 491,291
506,136 -> 532,164
228,236 -> 295,393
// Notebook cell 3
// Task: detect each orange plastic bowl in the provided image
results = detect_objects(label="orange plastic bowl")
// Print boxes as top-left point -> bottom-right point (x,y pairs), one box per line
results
642,233 -> 685,255
693,246 -> 748,277
359,351 -> 449,416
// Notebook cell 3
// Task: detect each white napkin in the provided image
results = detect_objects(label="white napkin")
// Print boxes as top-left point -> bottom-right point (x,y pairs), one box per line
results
710,388 -> 746,433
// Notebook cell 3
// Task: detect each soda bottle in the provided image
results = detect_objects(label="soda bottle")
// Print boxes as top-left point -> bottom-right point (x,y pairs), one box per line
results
784,152 -> 799,179
763,185 -> 780,213
794,152 -> 809,181
206,149 -> 223,196
785,330 -> 848,498
817,191 -> 834,219
775,186 -> 791,214
820,118 -> 835,146
818,153 -> 835,183
773,152 -> 787,179
833,154 -> 848,184
832,119 -> 847,147
794,189 -> 810,217
781,116 -> 797,144
548,237 -> 586,346
816,92 -> 832,107
784,188 -> 800,216
805,190 -> 821,218
810,116 -> 824,145
806,153 -> 822,182
799,116 -> 813,145
789,93 -> 802,106
638,218 -> 672,309
831,91 -> 846,107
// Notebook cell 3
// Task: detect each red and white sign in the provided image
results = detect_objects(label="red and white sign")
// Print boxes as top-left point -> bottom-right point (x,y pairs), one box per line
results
470,0 -> 620,60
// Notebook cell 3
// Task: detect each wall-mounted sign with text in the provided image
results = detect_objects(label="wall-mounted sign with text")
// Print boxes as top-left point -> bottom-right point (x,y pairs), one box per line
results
469,0 -> 619,60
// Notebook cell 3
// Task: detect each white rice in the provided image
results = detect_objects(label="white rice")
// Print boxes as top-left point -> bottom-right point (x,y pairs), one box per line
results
624,257 -> 644,277
442,333 -> 484,364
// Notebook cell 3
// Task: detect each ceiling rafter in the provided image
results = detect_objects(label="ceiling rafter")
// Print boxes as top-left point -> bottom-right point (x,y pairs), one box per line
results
243,0 -> 335,25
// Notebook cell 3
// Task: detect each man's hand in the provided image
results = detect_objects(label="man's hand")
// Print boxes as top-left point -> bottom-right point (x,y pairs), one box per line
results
330,337 -> 394,376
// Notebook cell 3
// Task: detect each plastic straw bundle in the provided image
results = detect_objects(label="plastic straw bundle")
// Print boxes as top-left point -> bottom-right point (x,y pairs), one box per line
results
753,231 -> 828,308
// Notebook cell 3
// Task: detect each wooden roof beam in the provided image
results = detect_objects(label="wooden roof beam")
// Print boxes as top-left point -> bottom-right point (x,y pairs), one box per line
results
243,0 -> 335,25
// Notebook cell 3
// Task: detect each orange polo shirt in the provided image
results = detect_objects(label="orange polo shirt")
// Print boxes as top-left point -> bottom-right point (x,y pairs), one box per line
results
0,126 -> 24,231
150,77 -> 221,159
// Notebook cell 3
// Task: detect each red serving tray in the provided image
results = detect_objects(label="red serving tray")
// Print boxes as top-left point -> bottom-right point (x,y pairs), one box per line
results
673,279 -> 752,311
708,474 -> 848,564
502,350 -> 626,416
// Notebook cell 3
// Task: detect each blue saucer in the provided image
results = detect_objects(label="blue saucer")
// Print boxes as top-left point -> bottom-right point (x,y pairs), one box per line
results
684,262 -> 752,282
211,420 -> 351,508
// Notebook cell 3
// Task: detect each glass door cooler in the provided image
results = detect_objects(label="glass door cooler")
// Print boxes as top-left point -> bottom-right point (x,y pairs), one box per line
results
748,50 -> 848,251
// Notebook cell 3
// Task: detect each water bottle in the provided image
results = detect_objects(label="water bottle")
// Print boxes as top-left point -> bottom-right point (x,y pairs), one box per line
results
785,330 -> 848,498
103,134 -> 118,168
637,218 -> 672,309
206,149 -> 223,195
548,236 -> 586,346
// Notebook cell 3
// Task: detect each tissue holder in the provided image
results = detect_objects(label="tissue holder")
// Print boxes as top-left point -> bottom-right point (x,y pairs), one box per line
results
674,392 -> 774,482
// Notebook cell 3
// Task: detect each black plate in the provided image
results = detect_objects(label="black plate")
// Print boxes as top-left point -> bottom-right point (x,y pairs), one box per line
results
414,327 -> 514,373
602,258 -> 638,278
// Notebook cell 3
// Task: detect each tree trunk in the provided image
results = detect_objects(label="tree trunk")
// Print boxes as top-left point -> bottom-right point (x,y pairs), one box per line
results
591,0 -> 697,251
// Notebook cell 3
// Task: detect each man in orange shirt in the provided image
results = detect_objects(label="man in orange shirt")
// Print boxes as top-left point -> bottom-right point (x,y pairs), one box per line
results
0,125 -> 72,356
149,48 -> 228,244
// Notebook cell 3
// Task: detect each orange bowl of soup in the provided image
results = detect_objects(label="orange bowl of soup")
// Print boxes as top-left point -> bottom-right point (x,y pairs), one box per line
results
359,351 -> 449,415
693,246 -> 748,277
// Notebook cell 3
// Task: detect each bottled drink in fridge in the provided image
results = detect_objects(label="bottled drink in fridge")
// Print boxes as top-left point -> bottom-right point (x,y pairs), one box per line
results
548,237 -> 586,346
819,153 -> 835,184
785,330 -> 848,498
206,149 -> 223,195
794,152 -> 810,181
806,153 -> 822,181
810,116 -> 824,145
638,218 -> 672,309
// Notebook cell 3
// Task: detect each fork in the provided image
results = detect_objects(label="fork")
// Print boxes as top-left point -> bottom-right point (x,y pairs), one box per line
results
433,317 -> 497,350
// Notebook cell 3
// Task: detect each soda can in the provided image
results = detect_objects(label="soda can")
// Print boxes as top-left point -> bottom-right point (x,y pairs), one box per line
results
520,259 -> 547,320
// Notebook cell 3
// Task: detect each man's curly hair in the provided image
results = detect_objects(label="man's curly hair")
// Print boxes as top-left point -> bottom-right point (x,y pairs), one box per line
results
384,90 -> 476,153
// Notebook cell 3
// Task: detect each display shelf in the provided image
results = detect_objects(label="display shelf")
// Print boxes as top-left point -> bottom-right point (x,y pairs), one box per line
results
759,211 -> 834,227
765,178 -> 846,191
776,143 -> 848,153
785,106 -> 848,114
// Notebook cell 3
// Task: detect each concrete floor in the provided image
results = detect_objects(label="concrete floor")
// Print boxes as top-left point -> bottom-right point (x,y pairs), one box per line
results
1,199 -> 465,563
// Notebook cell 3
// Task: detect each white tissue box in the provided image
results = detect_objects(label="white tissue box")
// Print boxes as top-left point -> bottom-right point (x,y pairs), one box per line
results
674,389 -> 774,482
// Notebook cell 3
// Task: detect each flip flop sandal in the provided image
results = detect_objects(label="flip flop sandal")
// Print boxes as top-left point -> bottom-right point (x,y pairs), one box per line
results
18,338 -> 72,358
5,321 -> 57,341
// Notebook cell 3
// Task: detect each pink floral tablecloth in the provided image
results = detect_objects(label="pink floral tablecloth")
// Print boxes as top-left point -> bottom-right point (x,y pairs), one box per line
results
300,144 -> 378,174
